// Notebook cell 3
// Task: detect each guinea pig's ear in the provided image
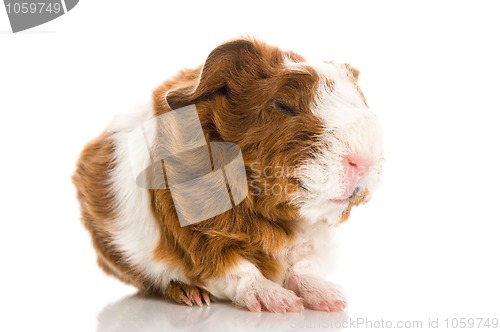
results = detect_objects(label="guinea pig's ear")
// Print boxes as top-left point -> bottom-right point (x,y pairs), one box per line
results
345,63 -> 360,80
166,39 -> 260,110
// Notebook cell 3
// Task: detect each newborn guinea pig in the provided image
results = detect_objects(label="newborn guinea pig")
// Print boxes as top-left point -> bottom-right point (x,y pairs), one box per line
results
73,37 -> 383,313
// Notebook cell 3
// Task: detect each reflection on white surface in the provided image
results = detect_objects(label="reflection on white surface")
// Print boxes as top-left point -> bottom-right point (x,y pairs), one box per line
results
97,294 -> 348,332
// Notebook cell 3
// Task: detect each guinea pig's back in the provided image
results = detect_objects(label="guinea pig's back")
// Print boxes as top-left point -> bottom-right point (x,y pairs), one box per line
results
72,118 -> 156,291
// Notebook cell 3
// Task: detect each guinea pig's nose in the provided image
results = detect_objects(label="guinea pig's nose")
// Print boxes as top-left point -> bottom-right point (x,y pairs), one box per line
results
343,155 -> 369,178
343,155 -> 371,197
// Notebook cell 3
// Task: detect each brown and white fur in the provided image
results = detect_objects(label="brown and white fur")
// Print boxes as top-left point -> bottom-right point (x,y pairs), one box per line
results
73,38 -> 383,313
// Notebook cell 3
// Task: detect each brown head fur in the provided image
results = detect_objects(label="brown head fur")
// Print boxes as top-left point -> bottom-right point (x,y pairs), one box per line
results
150,38 -> 328,284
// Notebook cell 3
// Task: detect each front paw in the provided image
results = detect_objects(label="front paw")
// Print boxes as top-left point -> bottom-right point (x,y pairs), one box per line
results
234,278 -> 304,313
165,280 -> 212,306
285,274 -> 347,312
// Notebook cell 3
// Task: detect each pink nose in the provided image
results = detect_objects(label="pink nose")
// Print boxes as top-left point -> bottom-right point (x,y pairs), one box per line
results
343,155 -> 370,198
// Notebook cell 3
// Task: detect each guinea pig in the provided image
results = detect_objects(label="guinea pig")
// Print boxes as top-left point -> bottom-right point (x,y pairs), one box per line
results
73,37 -> 383,313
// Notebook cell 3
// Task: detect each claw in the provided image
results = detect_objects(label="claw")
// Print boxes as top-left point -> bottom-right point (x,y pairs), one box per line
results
202,291 -> 211,306
192,291 -> 203,307
333,300 -> 346,311
180,295 -> 193,306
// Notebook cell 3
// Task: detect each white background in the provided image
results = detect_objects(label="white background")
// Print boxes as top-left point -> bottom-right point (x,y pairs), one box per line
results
1,1 -> 499,331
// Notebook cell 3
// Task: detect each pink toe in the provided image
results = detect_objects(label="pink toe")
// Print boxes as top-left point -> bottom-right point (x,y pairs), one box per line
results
247,299 -> 262,312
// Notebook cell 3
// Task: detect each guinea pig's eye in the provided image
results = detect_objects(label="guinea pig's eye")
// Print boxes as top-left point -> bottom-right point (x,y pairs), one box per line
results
274,100 -> 298,116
